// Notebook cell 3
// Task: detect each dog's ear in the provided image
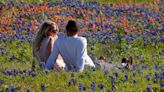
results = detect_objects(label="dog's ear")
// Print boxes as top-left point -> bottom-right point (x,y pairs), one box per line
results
99,56 -> 106,61
122,58 -> 127,63
129,56 -> 133,65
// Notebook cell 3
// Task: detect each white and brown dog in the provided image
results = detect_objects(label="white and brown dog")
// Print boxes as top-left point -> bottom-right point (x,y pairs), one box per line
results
95,56 -> 133,71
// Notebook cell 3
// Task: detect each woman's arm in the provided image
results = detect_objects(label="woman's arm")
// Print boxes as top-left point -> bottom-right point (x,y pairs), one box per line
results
46,38 -> 54,60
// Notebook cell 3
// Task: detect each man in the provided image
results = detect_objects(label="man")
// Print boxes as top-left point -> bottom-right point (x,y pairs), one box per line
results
46,20 -> 95,72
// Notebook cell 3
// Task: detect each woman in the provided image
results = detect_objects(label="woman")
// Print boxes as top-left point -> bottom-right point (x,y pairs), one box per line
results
33,20 -> 65,70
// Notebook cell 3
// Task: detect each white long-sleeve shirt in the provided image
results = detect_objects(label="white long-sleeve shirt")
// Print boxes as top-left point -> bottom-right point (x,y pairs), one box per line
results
46,35 -> 95,72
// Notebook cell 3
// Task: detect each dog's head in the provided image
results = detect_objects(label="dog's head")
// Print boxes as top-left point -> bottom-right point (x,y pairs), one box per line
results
121,56 -> 133,70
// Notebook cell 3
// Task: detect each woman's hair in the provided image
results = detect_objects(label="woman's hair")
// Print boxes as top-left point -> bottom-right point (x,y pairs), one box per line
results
33,20 -> 59,55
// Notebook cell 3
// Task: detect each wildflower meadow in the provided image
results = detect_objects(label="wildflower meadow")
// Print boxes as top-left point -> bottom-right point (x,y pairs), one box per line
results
0,0 -> 164,92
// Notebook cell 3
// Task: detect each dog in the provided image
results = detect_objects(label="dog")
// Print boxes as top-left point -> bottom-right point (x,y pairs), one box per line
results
95,56 -> 133,71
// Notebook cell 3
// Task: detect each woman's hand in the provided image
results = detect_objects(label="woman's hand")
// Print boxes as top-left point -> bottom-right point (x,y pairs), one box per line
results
54,63 -> 62,72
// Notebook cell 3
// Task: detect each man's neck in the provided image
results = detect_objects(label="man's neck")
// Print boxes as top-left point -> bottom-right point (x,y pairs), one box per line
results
67,34 -> 78,37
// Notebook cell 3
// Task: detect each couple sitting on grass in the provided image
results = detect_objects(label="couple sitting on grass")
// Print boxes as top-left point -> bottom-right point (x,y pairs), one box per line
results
33,20 -> 133,72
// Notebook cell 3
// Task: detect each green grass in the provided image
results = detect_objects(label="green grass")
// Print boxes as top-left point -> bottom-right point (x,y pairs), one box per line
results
1,0 -> 156,3
0,36 -> 163,92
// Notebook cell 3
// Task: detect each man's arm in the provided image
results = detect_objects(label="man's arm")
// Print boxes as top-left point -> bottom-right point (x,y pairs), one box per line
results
46,41 -> 59,69
76,38 -> 87,72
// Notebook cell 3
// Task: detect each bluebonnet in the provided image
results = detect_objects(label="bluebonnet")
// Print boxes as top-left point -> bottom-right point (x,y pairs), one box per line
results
132,80 -> 137,84
159,50 -> 164,55
146,75 -> 150,81
79,83 -> 83,90
111,84 -> 116,90
153,79 -> 157,83
91,82 -> 95,90
41,83 -> 45,92
132,71 -> 136,77
158,37 -> 164,42
123,74 -> 128,82
98,84 -> 104,89
154,72 -> 159,79
11,86 -> 16,92
113,72 -> 118,78
71,78 -> 77,85
146,87 -> 152,92
6,87 -> 10,92
0,80 -> 4,85
27,89 -> 30,92
160,82 -> 164,87
110,76 -> 115,84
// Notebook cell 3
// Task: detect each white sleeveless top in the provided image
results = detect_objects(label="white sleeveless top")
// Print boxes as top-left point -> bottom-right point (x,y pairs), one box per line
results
34,36 -> 55,63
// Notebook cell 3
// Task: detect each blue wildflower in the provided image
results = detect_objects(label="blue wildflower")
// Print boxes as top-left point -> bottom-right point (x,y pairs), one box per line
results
79,83 -> 83,90
132,71 -> 136,77
111,84 -> 116,90
160,82 -> 164,87
71,78 -> 76,85
146,87 -> 152,92
91,82 -> 95,89
123,75 -> 128,82
98,84 -> 104,89
0,80 -> 4,85
153,79 -> 157,83
27,89 -> 30,92
154,72 -> 158,79
146,75 -> 150,81
110,76 -> 115,84
132,80 -> 137,84
41,83 -> 45,92
113,72 -> 118,78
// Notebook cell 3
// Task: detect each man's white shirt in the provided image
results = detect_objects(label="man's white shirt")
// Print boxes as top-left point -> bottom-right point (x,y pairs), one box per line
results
46,35 -> 95,72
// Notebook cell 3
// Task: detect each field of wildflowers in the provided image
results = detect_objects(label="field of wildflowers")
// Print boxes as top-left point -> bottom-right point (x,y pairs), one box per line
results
0,0 -> 164,92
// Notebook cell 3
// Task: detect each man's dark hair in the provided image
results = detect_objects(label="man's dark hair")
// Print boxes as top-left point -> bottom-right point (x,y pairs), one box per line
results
66,20 -> 78,32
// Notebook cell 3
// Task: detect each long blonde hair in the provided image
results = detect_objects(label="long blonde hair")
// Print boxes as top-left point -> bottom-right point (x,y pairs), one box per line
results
33,20 -> 59,56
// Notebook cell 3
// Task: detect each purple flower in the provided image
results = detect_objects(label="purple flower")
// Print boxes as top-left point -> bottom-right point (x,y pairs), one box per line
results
111,85 -> 116,90
132,71 -> 136,77
98,84 -> 104,89
110,76 -> 115,84
0,80 -> 4,85
27,89 -> 30,92
6,87 -> 10,92
31,72 -> 37,77
153,79 -> 157,83
83,86 -> 86,91
158,37 -> 164,42
71,78 -> 76,85
113,72 -> 118,78
123,75 -> 128,82
154,72 -> 158,79
132,80 -> 136,84
41,83 -> 45,92
91,82 -> 95,89
146,75 -> 150,81
146,87 -> 152,92
160,82 -> 164,87
11,86 -> 16,92
79,83 -> 83,90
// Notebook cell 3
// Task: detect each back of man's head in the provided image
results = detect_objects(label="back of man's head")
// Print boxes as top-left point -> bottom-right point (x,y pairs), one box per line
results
66,20 -> 78,32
